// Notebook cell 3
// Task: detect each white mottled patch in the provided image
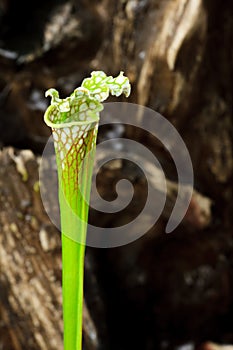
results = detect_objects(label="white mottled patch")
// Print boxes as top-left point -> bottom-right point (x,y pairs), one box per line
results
89,102 -> 96,110
115,75 -> 126,84
78,130 -> 84,139
80,103 -> 88,112
71,127 -> 78,139
100,92 -> 107,100
53,132 -> 58,142
72,126 -> 79,134
95,77 -> 101,83
65,142 -> 71,151
93,88 -> 101,93
94,95 -> 101,102
78,139 -> 83,146
72,132 -> 78,139
79,112 -> 86,120
61,132 -> 67,144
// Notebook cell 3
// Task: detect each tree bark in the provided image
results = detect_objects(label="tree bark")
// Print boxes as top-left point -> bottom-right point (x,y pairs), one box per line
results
0,145 -> 212,349
0,148 -> 99,350
0,0 -> 232,348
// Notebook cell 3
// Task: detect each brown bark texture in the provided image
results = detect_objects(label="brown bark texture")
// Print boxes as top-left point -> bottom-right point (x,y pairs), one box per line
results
0,0 -> 232,349
0,148 -> 100,350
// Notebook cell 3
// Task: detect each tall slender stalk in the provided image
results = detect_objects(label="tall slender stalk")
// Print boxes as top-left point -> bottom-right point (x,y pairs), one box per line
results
44,71 -> 131,350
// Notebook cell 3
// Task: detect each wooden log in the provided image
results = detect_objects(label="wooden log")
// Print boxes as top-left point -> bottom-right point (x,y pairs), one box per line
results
1,0 -> 232,204
0,148 -> 99,350
0,146 -> 212,349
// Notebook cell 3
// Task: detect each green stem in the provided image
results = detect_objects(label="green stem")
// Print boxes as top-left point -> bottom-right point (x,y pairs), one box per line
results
58,129 -> 96,350
44,71 -> 131,350
62,236 -> 84,350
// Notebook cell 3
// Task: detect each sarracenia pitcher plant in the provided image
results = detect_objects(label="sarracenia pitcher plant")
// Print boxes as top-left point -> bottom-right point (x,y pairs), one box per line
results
44,71 -> 131,350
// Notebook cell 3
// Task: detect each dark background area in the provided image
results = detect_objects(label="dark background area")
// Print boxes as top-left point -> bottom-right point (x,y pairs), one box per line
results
0,0 -> 232,349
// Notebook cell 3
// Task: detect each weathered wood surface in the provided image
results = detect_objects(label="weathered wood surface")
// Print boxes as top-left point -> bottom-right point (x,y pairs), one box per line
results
0,148 -> 63,349
0,146 -> 212,349
0,0 -> 231,212
0,148 -> 99,350
0,0 -> 232,348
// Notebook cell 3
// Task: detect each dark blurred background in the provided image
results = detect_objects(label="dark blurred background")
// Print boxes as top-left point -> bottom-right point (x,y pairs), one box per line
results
0,0 -> 233,349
